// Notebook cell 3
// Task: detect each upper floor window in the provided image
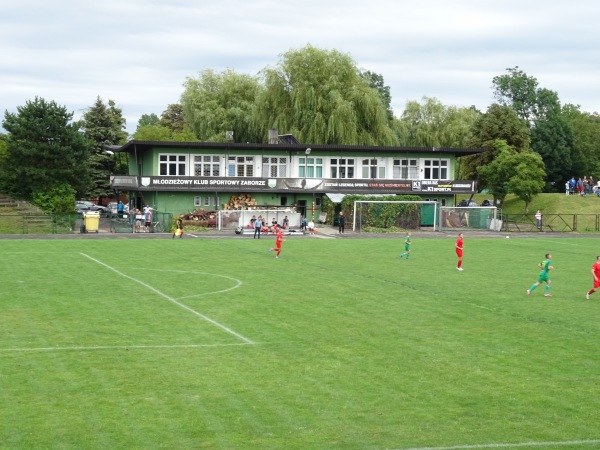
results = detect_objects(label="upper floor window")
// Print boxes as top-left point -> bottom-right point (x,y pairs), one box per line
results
194,155 -> 220,176
424,159 -> 449,180
361,158 -> 385,179
262,157 -> 287,177
228,156 -> 254,177
330,158 -> 355,179
299,157 -> 323,178
159,154 -> 187,176
393,159 -> 418,179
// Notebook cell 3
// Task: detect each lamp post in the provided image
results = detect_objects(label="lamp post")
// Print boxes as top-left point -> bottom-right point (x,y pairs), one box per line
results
304,148 -> 311,178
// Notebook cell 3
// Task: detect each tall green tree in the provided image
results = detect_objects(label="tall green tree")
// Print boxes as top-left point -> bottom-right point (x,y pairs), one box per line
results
530,114 -> 573,190
492,67 -> 573,191
256,45 -> 397,145
394,97 -> 479,148
361,70 -> 394,122
138,113 -> 160,127
461,104 -> 531,185
160,104 -> 186,133
562,105 -> 600,179
505,151 -> 546,212
0,97 -> 92,202
81,97 -> 129,199
133,124 -> 198,142
181,69 -> 263,143
478,140 -> 545,210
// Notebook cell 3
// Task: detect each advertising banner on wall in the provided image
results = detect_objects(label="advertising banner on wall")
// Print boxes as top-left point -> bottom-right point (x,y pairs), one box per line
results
112,176 -> 476,194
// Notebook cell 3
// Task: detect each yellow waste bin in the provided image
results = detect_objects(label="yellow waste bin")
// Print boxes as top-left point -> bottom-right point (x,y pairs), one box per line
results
83,211 -> 100,233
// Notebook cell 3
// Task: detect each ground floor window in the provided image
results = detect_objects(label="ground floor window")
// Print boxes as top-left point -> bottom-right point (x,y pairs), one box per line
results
194,196 -> 219,207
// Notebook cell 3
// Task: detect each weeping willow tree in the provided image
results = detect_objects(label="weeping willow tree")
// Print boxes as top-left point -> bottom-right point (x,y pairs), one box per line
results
394,96 -> 480,147
180,69 -> 264,143
256,45 -> 398,145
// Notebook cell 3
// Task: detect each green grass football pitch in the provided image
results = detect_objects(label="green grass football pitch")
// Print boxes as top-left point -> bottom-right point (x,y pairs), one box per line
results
2,235 -> 600,450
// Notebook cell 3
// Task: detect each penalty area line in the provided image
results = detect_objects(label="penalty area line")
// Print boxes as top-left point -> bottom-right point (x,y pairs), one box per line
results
79,253 -> 254,345
396,438 -> 600,450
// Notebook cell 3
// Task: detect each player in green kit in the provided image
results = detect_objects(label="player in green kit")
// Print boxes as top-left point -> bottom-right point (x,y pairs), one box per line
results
527,253 -> 554,297
399,232 -> 411,259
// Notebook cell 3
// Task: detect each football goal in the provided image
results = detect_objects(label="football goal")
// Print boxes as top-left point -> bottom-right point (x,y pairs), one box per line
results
439,206 -> 500,232
352,201 -> 438,232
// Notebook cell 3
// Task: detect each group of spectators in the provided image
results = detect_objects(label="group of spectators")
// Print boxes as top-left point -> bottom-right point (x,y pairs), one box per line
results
565,176 -> 598,196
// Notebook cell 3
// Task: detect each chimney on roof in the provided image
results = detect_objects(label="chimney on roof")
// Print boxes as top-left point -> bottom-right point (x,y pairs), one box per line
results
268,129 -> 278,144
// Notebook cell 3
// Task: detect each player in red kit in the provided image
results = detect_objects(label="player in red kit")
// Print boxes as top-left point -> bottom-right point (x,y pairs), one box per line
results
586,256 -> 600,299
269,226 -> 285,259
455,232 -> 464,271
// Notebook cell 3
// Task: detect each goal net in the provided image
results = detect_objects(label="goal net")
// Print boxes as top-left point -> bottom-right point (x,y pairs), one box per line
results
352,201 -> 438,232
218,209 -> 301,231
439,206 -> 499,232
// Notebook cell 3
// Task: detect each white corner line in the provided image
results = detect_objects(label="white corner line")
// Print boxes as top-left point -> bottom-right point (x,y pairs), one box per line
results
79,253 -> 254,344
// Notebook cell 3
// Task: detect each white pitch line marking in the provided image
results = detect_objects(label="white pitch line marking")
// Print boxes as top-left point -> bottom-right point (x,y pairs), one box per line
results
397,438 -> 600,450
0,343 -> 254,353
127,267 -> 242,300
80,253 -> 254,344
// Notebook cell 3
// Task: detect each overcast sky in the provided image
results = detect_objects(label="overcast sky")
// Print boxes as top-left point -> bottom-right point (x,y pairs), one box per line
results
2,0 -> 599,136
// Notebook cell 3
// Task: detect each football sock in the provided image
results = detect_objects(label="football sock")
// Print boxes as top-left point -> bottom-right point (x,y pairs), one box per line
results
530,284 -> 538,292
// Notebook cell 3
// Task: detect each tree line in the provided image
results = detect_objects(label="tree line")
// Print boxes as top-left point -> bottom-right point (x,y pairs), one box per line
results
1,45 -> 600,213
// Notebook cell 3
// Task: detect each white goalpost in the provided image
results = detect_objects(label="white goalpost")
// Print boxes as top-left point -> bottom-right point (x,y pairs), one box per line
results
352,201 -> 439,232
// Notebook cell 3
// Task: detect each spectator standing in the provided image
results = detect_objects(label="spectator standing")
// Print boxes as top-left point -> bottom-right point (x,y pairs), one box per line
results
577,177 -> 584,195
535,210 -> 542,228
569,176 -> 576,194
338,211 -> 345,234
589,176 -> 595,194
254,216 -> 263,239
565,181 -> 570,195
117,201 -> 124,218
583,177 -> 590,195
144,208 -> 153,232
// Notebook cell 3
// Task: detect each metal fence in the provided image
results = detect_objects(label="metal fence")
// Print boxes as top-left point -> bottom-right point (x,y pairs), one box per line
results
501,214 -> 600,232
0,212 -> 173,234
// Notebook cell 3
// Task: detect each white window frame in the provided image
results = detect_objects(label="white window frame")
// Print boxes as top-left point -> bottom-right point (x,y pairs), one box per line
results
393,159 -> 419,179
159,154 -> 188,176
299,157 -> 323,178
262,157 -> 287,177
194,196 -> 220,207
330,157 -> 355,179
361,158 -> 385,179
228,156 -> 254,177
424,159 -> 449,180
194,155 -> 220,177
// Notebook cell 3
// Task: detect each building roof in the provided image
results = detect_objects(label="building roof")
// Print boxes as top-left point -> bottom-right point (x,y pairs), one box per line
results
116,140 -> 483,157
